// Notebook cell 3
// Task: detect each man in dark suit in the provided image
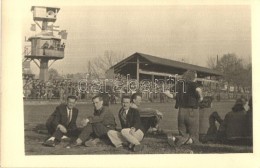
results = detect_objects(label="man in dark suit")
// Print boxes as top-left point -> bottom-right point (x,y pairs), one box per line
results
67,95 -> 116,148
107,95 -> 145,152
43,95 -> 80,147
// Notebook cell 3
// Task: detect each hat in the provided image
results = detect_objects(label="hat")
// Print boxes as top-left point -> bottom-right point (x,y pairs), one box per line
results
235,98 -> 244,106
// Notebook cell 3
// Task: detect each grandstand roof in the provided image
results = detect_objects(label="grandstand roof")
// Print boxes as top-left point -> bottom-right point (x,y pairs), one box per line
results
109,52 -> 222,78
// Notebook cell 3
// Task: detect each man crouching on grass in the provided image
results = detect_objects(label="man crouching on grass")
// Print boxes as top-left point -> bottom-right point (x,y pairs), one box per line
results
43,95 -> 80,147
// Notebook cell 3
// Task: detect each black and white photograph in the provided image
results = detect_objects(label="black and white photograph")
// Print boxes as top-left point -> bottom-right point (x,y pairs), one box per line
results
1,0 -> 260,167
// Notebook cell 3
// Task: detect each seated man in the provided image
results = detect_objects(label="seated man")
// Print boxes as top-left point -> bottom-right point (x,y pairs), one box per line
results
107,95 -> 145,152
43,95 -> 80,147
246,97 -> 253,140
130,93 -> 163,134
202,98 -> 248,144
67,95 -> 116,148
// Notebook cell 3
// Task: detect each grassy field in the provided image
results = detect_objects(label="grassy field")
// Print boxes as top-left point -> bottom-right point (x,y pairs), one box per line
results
24,100 -> 253,155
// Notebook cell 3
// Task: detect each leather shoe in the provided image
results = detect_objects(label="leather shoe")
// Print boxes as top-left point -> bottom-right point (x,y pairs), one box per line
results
133,144 -> 144,152
65,141 -> 81,148
167,133 -> 176,147
84,138 -> 101,147
43,139 -> 59,147
176,137 -> 189,147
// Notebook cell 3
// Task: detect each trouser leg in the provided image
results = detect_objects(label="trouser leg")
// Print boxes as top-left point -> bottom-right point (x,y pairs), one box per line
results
46,118 -> 65,141
207,111 -> 219,136
186,108 -> 199,144
92,123 -> 110,138
121,128 -> 144,145
46,116 -> 55,135
52,129 -> 64,141
178,108 -> 189,139
78,124 -> 94,142
67,128 -> 82,138
140,117 -> 152,133
212,111 -> 223,124
107,130 -> 127,148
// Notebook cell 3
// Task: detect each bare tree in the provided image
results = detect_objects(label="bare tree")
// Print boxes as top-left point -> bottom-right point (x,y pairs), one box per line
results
215,53 -> 251,95
48,68 -> 61,80
88,50 -> 126,78
207,55 -> 217,69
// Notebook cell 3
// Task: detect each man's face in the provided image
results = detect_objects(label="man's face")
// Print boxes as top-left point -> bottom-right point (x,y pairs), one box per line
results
93,97 -> 103,110
133,96 -> 142,106
122,98 -> 131,110
67,98 -> 76,109
243,100 -> 249,111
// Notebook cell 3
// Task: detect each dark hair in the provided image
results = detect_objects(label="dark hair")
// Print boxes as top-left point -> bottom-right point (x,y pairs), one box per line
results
232,98 -> 245,112
232,104 -> 245,112
121,95 -> 131,102
130,93 -> 142,103
182,70 -> 197,82
101,93 -> 110,106
67,95 -> 77,101
248,97 -> 252,109
92,95 -> 103,101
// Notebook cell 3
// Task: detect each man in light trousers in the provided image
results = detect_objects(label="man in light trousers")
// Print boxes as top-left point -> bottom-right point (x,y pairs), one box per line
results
107,95 -> 145,152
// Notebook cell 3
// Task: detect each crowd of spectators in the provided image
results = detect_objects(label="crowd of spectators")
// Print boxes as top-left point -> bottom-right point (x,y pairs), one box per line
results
23,77 -> 82,101
23,75 -> 250,103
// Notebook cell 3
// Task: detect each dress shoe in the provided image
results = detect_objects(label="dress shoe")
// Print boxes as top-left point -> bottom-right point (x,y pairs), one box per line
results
84,138 -> 101,147
65,141 -> 81,148
43,139 -> 59,147
122,142 -> 129,147
175,137 -> 189,147
167,133 -> 176,147
133,144 -> 144,152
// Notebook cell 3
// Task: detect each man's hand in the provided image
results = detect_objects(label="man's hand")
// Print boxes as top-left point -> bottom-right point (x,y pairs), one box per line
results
196,87 -> 203,102
156,110 -> 163,119
57,124 -> 67,133
163,90 -> 174,99
81,118 -> 89,127
130,127 -> 136,134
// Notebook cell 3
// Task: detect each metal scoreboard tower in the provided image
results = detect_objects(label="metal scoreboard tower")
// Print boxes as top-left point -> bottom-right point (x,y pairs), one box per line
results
24,6 -> 67,81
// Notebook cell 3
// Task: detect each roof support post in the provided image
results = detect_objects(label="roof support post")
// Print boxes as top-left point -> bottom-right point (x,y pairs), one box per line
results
136,56 -> 140,86
151,74 -> 154,102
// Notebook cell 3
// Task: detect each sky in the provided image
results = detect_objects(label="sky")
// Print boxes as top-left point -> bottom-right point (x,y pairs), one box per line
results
22,4 -> 251,75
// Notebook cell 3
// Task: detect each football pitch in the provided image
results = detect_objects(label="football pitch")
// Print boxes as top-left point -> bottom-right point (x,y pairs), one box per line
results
24,100 -> 253,155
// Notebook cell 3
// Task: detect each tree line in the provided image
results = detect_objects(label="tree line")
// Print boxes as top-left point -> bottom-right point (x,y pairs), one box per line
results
207,53 -> 252,94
